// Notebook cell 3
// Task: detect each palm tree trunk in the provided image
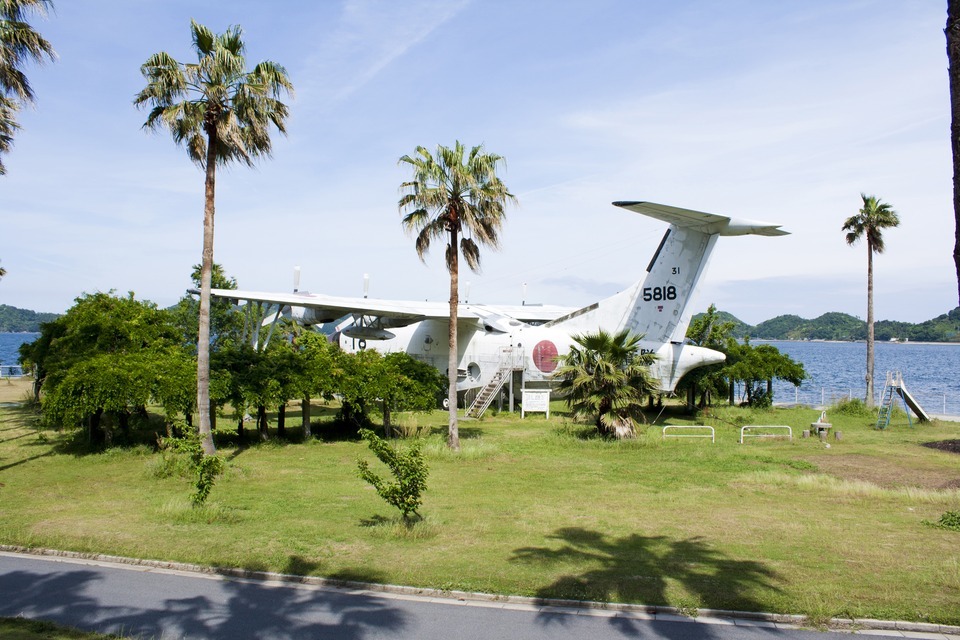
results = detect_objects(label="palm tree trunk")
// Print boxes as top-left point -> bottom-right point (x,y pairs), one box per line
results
447,228 -> 460,451
948,1 -> 960,306
865,243 -> 875,408
196,131 -> 218,456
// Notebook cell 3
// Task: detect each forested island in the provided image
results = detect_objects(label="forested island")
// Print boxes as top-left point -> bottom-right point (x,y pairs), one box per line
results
0,304 -> 60,333
699,307 -> 960,342
3,302 -> 960,342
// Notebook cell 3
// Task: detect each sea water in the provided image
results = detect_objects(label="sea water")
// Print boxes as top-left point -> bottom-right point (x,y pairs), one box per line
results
764,340 -> 960,416
0,332 -> 37,374
3,332 -> 959,414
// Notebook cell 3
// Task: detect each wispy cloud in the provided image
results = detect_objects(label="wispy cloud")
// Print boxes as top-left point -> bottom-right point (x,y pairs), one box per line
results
300,0 -> 471,109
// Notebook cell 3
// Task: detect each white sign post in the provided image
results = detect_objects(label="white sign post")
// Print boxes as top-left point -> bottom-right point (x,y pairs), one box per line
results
521,389 -> 550,419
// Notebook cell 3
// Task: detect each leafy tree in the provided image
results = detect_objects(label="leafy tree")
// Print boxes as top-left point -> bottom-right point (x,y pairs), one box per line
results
333,348 -> 387,433
680,304 -> 806,409
372,352 -> 446,437
398,141 -> 516,451
0,0 -> 55,175
679,304 -> 736,408
18,313 -> 64,401
25,292 -> 193,443
843,193 -> 900,407
357,428 -> 428,521
295,330 -> 340,439
170,263 -> 242,351
383,352 -> 446,412
555,329 -> 657,439
210,342 -> 258,441
170,263 -> 243,430
725,340 -> 806,408
135,20 -> 293,456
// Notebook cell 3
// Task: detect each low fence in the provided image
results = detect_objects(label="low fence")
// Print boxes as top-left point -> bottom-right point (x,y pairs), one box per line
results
0,365 -> 25,378
662,425 -> 715,442
739,425 -> 793,444
773,384 -> 960,417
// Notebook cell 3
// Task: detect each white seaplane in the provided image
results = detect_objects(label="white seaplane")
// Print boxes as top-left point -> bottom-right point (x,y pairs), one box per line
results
210,201 -> 787,411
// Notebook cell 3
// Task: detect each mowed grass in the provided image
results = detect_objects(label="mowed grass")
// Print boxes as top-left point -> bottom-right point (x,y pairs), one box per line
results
1,394 -> 959,626
0,617 -> 123,640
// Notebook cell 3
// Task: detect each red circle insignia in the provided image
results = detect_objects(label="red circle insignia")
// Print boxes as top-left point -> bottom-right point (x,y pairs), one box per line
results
532,340 -> 559,373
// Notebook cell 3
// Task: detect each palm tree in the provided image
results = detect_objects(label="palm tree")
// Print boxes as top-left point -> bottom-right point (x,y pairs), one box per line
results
554,329 -> 657,439
843,193 -> 900,408
398,142 -> 516,450
0,0 -> 56,175
135,21 -> 293,455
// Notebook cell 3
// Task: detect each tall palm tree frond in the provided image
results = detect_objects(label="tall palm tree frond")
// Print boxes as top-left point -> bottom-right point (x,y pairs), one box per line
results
0,0 -> 55,173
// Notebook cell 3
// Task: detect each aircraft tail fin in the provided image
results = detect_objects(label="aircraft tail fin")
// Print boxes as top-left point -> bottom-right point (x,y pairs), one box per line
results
546,201 -> 788,344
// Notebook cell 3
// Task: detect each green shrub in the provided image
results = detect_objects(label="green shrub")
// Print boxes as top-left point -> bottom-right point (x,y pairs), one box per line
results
159,427 -> 225,507
924,510 -> 960,531
831,397 -> 872,417
357,428 -> 428,520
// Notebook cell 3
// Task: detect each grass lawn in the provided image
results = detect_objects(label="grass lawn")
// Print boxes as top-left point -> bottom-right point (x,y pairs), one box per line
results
1,387 -> 959,626
0,617 -> 122,639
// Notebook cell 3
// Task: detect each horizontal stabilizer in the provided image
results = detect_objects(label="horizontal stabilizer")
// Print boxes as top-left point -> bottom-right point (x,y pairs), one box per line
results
613,201 -> 789,237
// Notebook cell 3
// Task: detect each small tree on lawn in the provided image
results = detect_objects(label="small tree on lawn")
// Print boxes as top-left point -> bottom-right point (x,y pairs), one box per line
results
357,428 -> 428,521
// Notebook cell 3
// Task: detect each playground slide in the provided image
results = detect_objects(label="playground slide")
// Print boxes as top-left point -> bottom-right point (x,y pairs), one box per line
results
895,384 -> 931,422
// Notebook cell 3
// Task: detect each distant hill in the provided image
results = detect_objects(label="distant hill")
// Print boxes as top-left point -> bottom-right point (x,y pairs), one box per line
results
0,304 -> 60,332
693,307 -> 960,343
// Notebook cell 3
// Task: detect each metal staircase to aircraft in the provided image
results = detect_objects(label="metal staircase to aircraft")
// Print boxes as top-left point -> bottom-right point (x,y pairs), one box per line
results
466,367 -> 511,418
875,370 -> 930,429
466,347 -> 525,419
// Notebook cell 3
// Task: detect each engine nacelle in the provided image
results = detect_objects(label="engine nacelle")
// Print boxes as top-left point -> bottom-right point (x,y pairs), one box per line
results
289,306 -> 341,326
342,326 -> 396,341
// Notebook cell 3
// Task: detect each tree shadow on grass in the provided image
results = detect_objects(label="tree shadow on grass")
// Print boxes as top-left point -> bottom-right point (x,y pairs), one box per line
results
0,449 -> 54,472
511,527 -> 783,633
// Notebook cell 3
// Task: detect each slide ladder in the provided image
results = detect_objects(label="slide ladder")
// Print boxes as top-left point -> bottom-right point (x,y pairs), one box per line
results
875,380 -> 896,430
875,371 -> 930,429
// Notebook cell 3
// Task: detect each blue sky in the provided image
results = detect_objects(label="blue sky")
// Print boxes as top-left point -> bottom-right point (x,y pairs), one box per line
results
0,0 -> 954,325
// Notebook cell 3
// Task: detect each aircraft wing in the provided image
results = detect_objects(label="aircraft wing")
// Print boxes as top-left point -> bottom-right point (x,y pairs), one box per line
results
208,289 -> 575,329
613,201 -> 789,236
210,288 -> 453,325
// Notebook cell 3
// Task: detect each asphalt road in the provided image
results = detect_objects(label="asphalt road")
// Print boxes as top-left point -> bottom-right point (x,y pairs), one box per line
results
0,551 -> 895,640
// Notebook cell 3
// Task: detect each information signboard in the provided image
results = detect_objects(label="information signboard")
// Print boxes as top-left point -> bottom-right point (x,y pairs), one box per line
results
521,389 -> 550,419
